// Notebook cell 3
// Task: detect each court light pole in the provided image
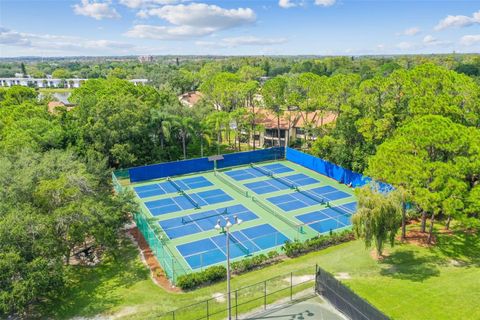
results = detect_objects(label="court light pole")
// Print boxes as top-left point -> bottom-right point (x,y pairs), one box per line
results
215,215 -> 242,320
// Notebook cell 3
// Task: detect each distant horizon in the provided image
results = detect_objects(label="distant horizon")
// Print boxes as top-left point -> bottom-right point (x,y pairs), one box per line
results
1,52 -> 478,61
1,0 -> 479,57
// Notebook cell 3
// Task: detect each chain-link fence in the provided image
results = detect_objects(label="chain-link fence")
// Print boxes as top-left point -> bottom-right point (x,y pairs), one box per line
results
156,266 -> 317,320
133,212 -> 187,283
315,266 -> 390,320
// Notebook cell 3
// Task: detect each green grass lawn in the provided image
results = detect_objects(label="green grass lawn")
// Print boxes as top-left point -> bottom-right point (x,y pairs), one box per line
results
44,230 -> 480,320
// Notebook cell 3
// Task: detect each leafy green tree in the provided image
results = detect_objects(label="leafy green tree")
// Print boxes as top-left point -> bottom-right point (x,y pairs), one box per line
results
0,149 -> 136,316
0,86 -> 37,106
367,115 -> 478,242
52,68 -> 70,79
237,65 -> 265,82
352,186 -> 402,257
262,76 -> 288,146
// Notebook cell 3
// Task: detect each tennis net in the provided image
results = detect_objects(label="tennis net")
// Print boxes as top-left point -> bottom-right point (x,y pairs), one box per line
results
251,196 -> 300,232
251,164 -> 297,189
167,177 -> 183,193
298,188 -> 327,205
181,191 -> 200,209
329,203 -> 355,216
181,209 -> 227,224
215,171 -> 249,197
230,233 -> 250,256
250,163 -> 274,177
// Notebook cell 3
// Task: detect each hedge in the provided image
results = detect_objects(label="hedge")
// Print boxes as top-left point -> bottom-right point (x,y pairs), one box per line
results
282,229 -> 354,257
176,265 -> 226,290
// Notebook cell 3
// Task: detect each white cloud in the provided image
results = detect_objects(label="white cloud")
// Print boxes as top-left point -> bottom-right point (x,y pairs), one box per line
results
395,35 -> 451,51
73,0 -> 120,20
278,0 -> 297,8
0,27 -> 139,56
197,36 -> 287,48
434,10 -> 480,31
396,42 -> 415,50
460,34 -> 480,46
314,0 -> 336,7
397,27 -> 421,36
126,3 -> 256,40
119,0 -> 187,9
125,24 -> 213,39
422,34 -> 451,46
142,3 -> 255,28
224,36 -> 287,46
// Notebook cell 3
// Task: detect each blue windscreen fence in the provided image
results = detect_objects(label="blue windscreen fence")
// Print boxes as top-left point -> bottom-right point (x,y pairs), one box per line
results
216,147 -> 285,169
128,148 -> 285,183
286,148 -> 393,192
129,157 -> 213,182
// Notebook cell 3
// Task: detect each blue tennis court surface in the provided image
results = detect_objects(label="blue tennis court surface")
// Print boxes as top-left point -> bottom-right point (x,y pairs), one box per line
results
145,189 -> 233,216
159,205 -> 258,239
177,224 -> 290,269
296,202 -> 357,234
307,185 -> 351,202
244,179 -> 291,194
283,173 -> 319,186
243,173 -> 319,195
134,176 -> 213,199
267,192 -> 320,212
225,163 -> 293,181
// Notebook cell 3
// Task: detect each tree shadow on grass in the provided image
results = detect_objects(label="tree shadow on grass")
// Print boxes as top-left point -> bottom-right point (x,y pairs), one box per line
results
379,249 -> 441,282
43,238 -> 150,319
434,230 -> 480,267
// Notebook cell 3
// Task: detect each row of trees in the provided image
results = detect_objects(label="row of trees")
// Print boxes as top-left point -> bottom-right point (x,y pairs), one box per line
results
0,87 -> 137,316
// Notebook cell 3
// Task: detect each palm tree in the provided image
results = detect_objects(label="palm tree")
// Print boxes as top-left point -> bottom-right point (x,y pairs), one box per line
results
205,111 -> 229,155
151,110 -> 173,150
176,117 -> 195,160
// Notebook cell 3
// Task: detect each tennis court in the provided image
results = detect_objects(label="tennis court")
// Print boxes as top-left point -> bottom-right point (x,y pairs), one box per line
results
144,189 -> 233,216
296,202 -> 356,233
115,147 -> 366,280
244,173 -> 319,195
225,163 -> 293,181
134,176 -> 212,199
159,204 -> 259,240
177,223 -> 289,269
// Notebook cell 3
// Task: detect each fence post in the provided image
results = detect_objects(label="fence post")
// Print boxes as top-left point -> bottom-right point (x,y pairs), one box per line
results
172,310 -> 175,320
264,280 -> 267,310
206,300 -> 209,320
235,290 -> 238,320
290,272 -> 293,301
172,258 -> 175,284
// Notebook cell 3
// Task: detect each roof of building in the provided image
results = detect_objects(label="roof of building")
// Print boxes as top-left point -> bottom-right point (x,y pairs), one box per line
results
253,108 -> 336,129
178,91 -> 203,107
47,101 -> 75,114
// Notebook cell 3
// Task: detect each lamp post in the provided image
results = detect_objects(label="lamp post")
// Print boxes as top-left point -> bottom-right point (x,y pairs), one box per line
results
215,215 -> 242,320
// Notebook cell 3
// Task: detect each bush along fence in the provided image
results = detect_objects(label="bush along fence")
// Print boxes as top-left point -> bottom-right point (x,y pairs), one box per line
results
175,231 -> 354,291
283,229 -> 354,258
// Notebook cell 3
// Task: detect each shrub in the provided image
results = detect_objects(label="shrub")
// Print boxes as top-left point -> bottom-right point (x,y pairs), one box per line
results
176,265 -> 226,290
283,230 -> 354,258
231,253 -> 269,274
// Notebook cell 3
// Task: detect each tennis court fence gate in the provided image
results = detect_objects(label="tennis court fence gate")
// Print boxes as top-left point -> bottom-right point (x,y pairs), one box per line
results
315,266 -> 390,320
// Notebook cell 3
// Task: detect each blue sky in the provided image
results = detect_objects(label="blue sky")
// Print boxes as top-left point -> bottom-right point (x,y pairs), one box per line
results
1,0 -> 479,57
